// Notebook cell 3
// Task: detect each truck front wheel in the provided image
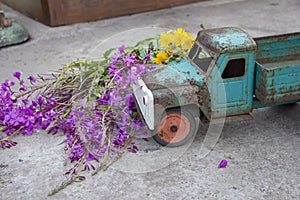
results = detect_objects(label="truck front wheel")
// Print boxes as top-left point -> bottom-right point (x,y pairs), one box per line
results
153,108 -> 196,147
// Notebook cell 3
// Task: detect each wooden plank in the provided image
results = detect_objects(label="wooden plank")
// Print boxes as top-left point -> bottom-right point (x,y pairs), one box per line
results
58,0 -> 171,25
57,0 -> 207,25
0,0 -> 207,26
46,0 -> 65,26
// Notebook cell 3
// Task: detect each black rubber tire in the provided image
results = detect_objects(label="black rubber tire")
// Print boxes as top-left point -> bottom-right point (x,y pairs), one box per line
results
152,108 -> 197,147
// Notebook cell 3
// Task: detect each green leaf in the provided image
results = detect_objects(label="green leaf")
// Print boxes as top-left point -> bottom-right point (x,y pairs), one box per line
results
135,37 -> 156,48
88,72 -> 96,79
104,48 -> 116,60
131,112 -> 139,119
124,46 -> 135,53
137,49 -> 147,59
57,140 -> 66,146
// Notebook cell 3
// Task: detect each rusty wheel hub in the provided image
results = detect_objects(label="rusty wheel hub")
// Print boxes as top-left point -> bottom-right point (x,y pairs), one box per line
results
157,113 -> 191,144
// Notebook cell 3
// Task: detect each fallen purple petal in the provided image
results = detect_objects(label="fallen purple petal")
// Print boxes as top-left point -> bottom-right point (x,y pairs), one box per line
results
218,159 -> 228,168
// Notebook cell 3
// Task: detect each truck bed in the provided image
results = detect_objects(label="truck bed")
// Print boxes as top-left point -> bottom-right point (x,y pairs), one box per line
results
254,32 -> 300,104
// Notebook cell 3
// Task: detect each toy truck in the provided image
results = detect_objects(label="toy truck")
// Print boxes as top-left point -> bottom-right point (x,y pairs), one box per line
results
133,27 -> 300,146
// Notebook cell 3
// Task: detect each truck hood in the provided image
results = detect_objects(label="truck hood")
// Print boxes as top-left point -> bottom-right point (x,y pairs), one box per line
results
143,58 -> 206,90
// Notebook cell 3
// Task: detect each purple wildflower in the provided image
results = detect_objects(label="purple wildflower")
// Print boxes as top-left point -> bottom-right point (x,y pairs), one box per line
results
19,86 -> 26,92
145,54 -> 151,61
22,99 -> 29,105
50,98 -> 57,105
13,72 -> 22,80
118,45 -> 125,54
10,81 -> 15,86
28,75 -> 36,83
38,96 -> 44,105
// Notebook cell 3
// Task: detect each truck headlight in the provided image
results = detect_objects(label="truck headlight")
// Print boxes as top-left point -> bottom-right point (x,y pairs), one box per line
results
132,79 -> 155,130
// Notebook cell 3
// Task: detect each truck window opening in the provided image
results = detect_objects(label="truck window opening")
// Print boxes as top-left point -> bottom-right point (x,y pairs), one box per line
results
188,43 -> 213,73
222,58 -> 246,79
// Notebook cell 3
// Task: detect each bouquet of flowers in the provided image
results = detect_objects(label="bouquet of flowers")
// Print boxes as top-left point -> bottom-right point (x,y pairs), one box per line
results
0,28 -> 195,195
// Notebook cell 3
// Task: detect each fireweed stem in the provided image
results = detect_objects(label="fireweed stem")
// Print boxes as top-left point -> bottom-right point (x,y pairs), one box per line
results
0,126 -> 24,142
15,81 -> 56,99
76,148 -> 88,173
92,135 -> 134,176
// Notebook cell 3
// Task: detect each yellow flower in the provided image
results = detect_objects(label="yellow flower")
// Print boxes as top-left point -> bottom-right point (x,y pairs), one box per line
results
181,33 -> 195,50
164,28 -> 194,49
159,32 -> 174,49
172,28 -> 183,46
178,29 -> 195,50
174,28 -> 184,35
154,52 -> 169,64
157,28 -> 195,61
166,49 -> 174,55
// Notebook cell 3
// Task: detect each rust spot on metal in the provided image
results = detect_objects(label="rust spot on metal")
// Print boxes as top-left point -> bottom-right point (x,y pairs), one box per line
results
187,78 -> 212,119
0,11 -> 12,28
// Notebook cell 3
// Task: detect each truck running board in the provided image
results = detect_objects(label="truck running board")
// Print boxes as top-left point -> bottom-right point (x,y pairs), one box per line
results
201,114 -> 253,124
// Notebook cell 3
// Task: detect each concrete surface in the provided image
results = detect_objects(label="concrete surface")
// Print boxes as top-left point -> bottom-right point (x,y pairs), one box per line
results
1,0 -> 300,199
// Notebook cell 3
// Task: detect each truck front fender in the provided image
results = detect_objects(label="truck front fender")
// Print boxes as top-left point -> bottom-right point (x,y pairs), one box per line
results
151,84 -> 211,125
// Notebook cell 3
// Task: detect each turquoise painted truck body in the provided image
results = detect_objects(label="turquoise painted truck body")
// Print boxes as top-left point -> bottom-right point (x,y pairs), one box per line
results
133,27 -> 300,132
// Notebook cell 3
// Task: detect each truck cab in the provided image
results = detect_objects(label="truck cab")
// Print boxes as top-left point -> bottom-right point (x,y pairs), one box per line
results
190,27 -> 257,118
133,27 -> 300,146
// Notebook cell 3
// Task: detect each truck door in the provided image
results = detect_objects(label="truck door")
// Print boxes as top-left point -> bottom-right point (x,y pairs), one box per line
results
210,53 -> 254,116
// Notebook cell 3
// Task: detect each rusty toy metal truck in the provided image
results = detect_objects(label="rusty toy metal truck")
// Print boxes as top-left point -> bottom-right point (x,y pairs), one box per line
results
133,27 -> 300,146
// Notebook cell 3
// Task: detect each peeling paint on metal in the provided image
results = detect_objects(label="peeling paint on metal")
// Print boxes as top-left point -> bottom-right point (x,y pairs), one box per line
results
197,27 -> 257,53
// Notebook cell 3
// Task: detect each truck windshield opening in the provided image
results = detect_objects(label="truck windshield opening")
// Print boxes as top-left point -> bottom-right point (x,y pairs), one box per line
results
188,43 -> 213,73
